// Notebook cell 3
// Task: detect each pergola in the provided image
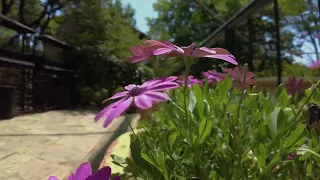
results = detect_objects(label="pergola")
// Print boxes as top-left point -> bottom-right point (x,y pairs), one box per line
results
0,14 -> 75,114
199,0 -> 282,85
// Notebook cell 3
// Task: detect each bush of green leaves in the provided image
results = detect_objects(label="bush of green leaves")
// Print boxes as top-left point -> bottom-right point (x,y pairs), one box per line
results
113,76 -> 320,179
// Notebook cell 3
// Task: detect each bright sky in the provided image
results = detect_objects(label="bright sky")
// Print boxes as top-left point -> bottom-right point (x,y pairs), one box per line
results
121,0 -> 158,33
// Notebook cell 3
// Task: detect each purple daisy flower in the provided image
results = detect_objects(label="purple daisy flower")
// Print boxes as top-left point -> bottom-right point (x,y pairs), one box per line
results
95,78 -> 179,127
310,60 -> 320,69
202,70 -> 224,85
48,163 -> 119,180
176,75 -> 203,88
128,40 -> 238,65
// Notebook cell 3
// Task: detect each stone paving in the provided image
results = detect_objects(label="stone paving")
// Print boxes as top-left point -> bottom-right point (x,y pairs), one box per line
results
0,110 -> 140,180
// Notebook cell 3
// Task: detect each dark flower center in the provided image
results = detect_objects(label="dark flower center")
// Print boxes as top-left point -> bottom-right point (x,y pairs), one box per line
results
129,87 -> 141,96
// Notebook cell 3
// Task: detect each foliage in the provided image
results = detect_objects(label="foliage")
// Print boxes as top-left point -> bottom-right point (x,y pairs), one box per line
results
54,0 -> 154,106
114,76 -> 320,179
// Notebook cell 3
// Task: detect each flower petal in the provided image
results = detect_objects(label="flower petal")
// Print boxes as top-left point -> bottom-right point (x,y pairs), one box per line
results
124,84 -> 137,91
94,99 -> 124,122
86,166 -> 111,180
128,55 -> 149,63
208,54 -> 238,65
144,91 -> 169,102
181,43 -> 195,56
130,45 -> 144,55
73,162 -> 92,180
48,176 -> 60,180
103,97 -> 133,127
153,48 -> 172,55
68,173 -> 74,180
102,91 -> 128,103
147,81 -> 179,91
134,95 -> 153,109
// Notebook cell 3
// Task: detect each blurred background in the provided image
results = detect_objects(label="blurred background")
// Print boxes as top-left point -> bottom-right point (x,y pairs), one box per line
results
0,0 -> 319,115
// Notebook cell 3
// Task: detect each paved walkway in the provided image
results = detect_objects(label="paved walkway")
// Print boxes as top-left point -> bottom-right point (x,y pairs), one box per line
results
0,110 -> 140,180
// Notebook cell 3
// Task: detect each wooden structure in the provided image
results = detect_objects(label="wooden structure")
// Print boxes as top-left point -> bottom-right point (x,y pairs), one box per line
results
0,15 -> 75,117
191,0 -> 287,84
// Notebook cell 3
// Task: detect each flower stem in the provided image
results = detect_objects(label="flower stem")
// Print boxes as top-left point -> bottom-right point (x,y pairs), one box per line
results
183,60 -> 190,123
124,114 -> 136,136
236,64 -> 248,122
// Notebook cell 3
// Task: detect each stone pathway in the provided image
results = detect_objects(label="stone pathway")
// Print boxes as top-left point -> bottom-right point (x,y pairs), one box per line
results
0,110 -> 140,180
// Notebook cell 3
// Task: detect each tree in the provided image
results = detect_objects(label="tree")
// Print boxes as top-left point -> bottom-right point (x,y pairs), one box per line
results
147,0 -> 309,76
280,0 -> 320,62
55,0 -> 153,105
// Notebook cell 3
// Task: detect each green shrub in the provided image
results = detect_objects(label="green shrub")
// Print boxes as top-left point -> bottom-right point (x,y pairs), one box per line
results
115,78 -> 320,179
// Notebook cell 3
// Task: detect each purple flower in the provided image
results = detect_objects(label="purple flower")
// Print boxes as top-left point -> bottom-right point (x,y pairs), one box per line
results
223,67 -> 255,89
202,70 -> 224,85
287,153 -> 296,160
128,40 -> 238,65
48,163 -> 119,180
286,76 -> 304,96
95,78 -> 179,127
176,75 -> 203,88
310,60 -> 320,69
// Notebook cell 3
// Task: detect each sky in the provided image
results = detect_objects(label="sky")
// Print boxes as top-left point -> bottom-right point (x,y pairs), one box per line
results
121,0 -> 158,33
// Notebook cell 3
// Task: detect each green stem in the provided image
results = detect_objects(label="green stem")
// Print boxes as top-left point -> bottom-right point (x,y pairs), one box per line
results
183,60 -> 191,123
124,114 -> 136,136
236,64 -> 248,122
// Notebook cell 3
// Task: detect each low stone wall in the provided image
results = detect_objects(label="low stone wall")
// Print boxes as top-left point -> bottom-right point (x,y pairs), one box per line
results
254,76 -> 320,92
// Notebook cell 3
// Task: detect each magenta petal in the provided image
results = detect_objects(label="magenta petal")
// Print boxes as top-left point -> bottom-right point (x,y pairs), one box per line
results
103,97 -> 133,127
128,55 -> 148,63
130,46 -> 144,55
246,72 -> 255,79
103,91 -> 128,103
144,91 -> 169,102
147,81 -> 179,91
134,95 -> 153,109
113,177 -> 121,180
86,166 -> 111,180
48,176 -> 60,180
124,84 -> 137,91
153,48 -> 172,55
73,162 -> 92,180
94,99 -> 123,122
68,173 -> 74,180
209,54 -> 238,65
165,76 -> 178,81
199,47 -> 216,54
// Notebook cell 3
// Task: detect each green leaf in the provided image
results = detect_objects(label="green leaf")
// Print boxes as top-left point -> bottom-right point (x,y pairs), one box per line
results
286,124 -> 305,148
188,90 -> 197,113
167,130 -> 178,153
257,144 -> 267,167
141,153 -> 158,169
269,107 -> 281,137
111,154 -> 126,167
193,84 -> 204,117
198,118 -> 213,144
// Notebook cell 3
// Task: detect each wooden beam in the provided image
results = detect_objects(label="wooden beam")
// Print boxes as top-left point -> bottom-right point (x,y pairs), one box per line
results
37,35 -> 71,49
201,0 -> 273,47
0,14 -> 35,33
